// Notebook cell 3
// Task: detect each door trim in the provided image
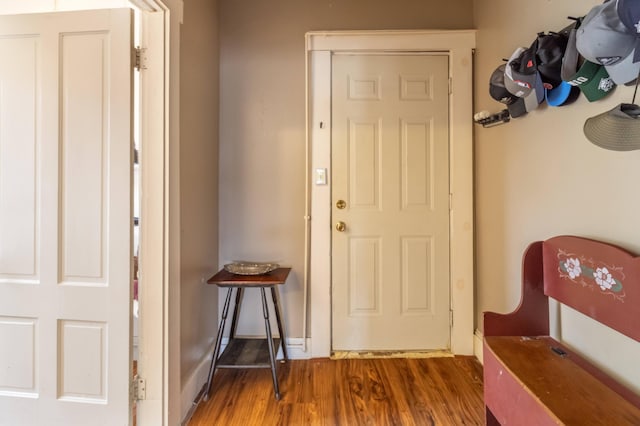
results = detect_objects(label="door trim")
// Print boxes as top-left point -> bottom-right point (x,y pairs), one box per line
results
305,30 -> 476,357
136,4 -> 170,426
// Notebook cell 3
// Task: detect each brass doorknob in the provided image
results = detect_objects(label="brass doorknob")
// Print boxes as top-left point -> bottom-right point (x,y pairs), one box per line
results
335,221 -> 346,232
336,199 -> 346,209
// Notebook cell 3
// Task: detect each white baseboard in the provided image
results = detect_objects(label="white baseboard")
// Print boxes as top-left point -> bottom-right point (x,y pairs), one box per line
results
180,338 -> 312,424
474,329 -> 483,364
180,349 -> 213,425
284,337 -> 313,359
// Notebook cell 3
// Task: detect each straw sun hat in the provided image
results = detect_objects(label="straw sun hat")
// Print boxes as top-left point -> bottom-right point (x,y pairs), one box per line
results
583,103 -> 640,151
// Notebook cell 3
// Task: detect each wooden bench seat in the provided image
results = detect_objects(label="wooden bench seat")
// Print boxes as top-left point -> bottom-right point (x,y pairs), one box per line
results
484,336 -> 640,425
483,236 -> 640,425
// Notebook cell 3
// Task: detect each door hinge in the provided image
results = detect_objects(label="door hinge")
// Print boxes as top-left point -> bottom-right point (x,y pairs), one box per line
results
134,46 -> 148,71
450,310 -> 454,328
132,375 -> 146,401
448,77 -> 452,95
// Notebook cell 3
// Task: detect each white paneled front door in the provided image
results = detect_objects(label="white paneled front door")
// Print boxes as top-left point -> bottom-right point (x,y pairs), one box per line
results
331,54 -> 450,351
0,9 -> 132,425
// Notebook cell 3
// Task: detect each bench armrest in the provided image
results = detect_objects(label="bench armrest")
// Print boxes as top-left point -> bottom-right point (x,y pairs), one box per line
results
483,241 -> 549,337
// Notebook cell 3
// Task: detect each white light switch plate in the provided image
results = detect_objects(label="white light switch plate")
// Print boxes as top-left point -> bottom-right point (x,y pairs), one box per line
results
315,168 -> 327,185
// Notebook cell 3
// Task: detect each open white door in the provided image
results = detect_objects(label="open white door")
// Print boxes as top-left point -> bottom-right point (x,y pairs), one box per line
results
0,8 -> 133,425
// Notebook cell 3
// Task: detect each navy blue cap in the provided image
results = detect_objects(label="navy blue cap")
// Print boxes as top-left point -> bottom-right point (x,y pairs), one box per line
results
617,0 -> 640,63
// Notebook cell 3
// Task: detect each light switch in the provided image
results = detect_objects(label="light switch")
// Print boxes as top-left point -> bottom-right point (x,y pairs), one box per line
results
315,168 -> 327,185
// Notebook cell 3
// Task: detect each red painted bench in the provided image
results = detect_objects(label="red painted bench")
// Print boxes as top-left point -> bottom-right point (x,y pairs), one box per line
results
483,235 -> 640,425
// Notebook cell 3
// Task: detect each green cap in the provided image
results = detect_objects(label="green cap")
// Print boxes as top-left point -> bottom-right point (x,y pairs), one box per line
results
565,60 -> 616,102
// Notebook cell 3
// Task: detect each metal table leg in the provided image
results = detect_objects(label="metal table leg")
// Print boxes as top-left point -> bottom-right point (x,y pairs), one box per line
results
204,287 -> 234,400
261,287 -> 280,400
270,286 -> 288,361
229,287 -> 244,339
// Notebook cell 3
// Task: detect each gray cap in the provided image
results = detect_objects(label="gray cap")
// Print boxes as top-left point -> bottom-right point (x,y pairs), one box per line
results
490,63 -> 540,118
576,0 -> 640,84
561,26 -> 580,81
504,46 -> 544,107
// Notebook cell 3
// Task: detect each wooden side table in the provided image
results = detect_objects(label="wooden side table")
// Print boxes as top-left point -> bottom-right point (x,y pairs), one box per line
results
204,267 -> 290,400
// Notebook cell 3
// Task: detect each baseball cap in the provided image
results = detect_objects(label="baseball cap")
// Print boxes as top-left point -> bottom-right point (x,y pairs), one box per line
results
617,0 -> 640,63
536,32 -> 569,90
504,45 -> 545,108
576,0 -> 640,84
584,103 -> 640,151
545,81 -> 580,106
565,60 -> 616,101
560,17 -> 584,81
490,64 -> 532,118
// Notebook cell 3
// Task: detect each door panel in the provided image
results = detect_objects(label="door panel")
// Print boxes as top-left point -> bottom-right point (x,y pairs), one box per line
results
0,9 -> 132,425
0,36 -> 38,283
332,54 -> 450,351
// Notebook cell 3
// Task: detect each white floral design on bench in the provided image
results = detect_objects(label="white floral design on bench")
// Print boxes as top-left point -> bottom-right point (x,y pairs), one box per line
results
563,258 -> 582,279
558,250 -> 626,302
594,267 -> 616,291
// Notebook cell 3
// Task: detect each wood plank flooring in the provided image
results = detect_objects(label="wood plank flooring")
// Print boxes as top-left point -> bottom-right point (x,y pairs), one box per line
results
188,356 -> 484,425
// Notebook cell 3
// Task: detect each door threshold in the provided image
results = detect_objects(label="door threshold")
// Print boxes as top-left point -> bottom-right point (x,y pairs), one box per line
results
330,350 -> 453,360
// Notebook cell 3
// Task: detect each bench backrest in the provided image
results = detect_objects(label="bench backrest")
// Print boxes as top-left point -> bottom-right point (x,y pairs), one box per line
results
542,235 -> 640,343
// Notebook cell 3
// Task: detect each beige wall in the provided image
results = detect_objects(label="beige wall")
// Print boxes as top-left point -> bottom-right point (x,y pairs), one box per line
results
474,0 -> 640,393
218,0 -> 474,340
180,0 -> 219,390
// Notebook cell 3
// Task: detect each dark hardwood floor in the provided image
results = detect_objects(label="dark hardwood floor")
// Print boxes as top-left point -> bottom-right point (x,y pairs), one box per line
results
188,356 -> 484,425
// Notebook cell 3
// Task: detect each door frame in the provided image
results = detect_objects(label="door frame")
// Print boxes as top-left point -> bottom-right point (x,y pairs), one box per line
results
133,2 -> 172,425
305,30 -> 476,357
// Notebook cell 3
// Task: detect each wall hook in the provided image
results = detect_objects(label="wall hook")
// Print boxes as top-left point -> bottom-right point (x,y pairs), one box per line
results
473,109 -> 510,128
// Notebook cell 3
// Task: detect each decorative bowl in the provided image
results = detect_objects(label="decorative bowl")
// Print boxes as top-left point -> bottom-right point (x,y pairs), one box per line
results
223,262 -> 279,275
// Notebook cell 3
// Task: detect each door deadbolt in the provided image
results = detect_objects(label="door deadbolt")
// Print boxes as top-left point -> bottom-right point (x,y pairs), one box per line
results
336,200 -> 346,209
335,221 -> 346,232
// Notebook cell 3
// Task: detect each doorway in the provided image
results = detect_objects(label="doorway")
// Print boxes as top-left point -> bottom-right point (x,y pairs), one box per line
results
306,30 -> 476,358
